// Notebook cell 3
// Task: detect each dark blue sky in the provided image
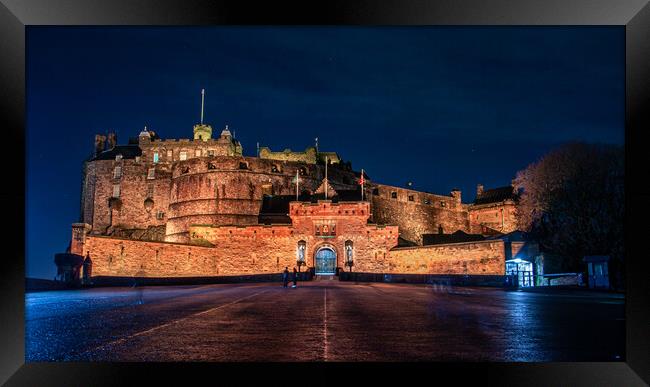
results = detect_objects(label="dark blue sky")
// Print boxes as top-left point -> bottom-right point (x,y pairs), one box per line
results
26,26 -> 624,279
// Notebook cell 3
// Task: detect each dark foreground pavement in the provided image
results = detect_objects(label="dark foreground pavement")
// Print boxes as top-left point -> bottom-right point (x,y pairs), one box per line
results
26,279 -> 625,362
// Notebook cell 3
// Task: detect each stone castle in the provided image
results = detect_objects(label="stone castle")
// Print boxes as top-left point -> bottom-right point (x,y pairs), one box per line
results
57,104 -> 531,282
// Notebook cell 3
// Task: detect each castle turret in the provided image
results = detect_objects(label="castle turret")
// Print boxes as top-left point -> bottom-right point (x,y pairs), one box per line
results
193,89 -> 213,141
220,125 -> 232,140
138,126 -> 151,144
193,124 -> 213,141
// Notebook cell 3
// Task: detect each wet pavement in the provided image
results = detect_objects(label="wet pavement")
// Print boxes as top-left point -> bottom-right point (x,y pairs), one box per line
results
25,279 -> 625,361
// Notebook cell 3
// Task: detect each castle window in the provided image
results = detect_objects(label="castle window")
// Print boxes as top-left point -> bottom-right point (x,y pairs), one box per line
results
261,184 -> 273,196
315,225 -> 320,236
135,156 -> 141,163
195,149 -> 201,157
239,161 -> 248,170
408,195 -> 414,201
297,240 -> 306,262
271,164 -> 280,173
344,240 -> 354,264
208,162 -> 217,170
147,168 -> 155,179
208,150 -> 214,157
156,211 -> 165,220
424,198 -> 431,205
440,201 -> 446,207
113,166 -> 122,179
182,166 -> 190,175
153,152 -> 159,163
112,184 -> 120,198
298,167 -> 306,175
115,154 -> 123,161
391,192 -> 397,199
147,184 -> 154,198
180,151 -> 187,161
167,150 -> 172,159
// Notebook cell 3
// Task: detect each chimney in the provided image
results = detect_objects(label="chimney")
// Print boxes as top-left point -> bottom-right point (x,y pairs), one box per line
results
94,134 -> 107,156
450,188 -> 461,203
107,132 -> 117,149
476,184 -> 484,197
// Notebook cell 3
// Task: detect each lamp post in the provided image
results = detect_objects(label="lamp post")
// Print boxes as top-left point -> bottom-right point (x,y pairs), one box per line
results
297,258 -> 305,273
345,257 -> 354,272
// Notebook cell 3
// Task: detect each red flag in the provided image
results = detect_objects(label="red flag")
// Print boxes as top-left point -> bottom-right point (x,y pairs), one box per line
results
357,174 -> 365,185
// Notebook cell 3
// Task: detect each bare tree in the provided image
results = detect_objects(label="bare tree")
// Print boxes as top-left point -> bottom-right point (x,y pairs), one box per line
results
513,142 -> 624,282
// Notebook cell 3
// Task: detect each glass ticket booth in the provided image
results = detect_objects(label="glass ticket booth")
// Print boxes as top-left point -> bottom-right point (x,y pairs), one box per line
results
505,258 -> 534,287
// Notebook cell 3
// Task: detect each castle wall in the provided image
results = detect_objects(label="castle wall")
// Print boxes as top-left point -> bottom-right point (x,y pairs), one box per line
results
468,201 -> 518,234
80,201 -> 399,277
139,136 -> 241,164
259,147 -> 317,164
164,157 -> 330,242
84,159 -> 171,234
385,240 -> 506,275
79,228 -> 503,277
369,184 -> 470,245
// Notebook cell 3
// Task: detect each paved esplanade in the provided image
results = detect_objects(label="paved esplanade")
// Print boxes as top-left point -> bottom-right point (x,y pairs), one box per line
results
26,280 -> 624,362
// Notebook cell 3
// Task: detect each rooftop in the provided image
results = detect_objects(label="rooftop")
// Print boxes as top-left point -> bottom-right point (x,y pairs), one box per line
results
474,186 -> 517,205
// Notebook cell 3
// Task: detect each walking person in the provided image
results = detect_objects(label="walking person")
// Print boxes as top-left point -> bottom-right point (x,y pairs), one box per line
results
292,267 -> 298,288
282,267 -> 289,288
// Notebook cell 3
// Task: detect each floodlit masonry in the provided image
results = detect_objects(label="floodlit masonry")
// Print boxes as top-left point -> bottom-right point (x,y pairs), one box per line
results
59,106 -> 524,281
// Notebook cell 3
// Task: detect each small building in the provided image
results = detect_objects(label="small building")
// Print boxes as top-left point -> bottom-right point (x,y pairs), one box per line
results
583,256 -> 611,289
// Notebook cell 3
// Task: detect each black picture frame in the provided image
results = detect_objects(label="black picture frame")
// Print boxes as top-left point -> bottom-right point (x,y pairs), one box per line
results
2,0 -> 648,385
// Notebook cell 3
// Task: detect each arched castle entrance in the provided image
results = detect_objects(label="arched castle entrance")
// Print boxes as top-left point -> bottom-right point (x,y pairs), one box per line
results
314,245 -> 337,275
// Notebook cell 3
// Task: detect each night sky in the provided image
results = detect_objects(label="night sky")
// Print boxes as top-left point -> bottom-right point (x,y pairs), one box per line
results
26,26 -> 624,279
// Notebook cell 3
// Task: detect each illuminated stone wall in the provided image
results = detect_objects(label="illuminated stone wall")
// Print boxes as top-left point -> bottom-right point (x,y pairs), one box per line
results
385,240 -> 506,275
369,183 -> 470,245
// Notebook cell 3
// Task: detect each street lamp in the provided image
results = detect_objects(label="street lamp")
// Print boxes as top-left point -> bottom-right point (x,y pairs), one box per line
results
297,257 -> 305,272
345,256 -> 354,272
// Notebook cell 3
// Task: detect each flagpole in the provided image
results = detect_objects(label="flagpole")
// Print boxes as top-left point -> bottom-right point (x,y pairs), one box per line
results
200,89 -> 205,125
361,168 -> 364,201
325,156 -> 328,199
295,170 -> 299,201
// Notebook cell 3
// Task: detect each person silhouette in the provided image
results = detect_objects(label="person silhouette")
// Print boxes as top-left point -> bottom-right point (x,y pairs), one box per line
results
282,267 -> 289,288
292,267 -> 298,288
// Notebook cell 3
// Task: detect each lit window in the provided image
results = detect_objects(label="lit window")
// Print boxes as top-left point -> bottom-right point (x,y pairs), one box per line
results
180,151 -> 187,161
147,168 -> 155,179
195,149 -> 201,157
112,184 -> 120,198
440,201 -> 446,207
297,241 -> 306,262
115,154 -> 123,161
167,150 -> 172,159
113,166 -> 122,179
153,152 -> 159,163
156,211 -> 165,220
